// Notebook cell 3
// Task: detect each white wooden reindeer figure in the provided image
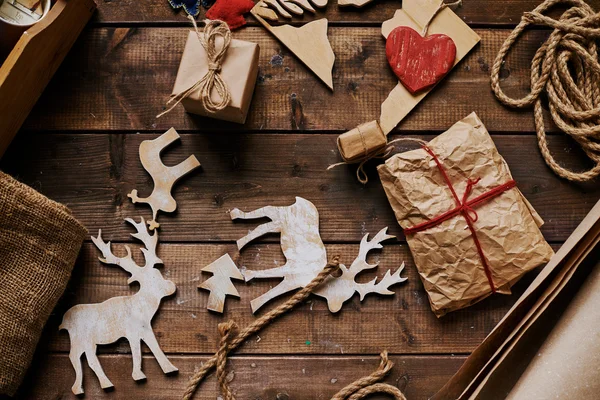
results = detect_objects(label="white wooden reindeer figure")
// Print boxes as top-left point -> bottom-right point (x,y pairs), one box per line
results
230,197 -> 328,313
60,217 -> 178,395
231,197 -> 406,313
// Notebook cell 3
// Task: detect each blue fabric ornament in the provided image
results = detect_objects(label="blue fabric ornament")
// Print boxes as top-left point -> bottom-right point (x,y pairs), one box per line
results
168,0 -> 202,16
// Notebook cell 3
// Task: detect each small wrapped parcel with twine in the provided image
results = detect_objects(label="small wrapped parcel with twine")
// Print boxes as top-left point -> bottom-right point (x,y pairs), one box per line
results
377,113 -> 554,317
159,19 -> 260,124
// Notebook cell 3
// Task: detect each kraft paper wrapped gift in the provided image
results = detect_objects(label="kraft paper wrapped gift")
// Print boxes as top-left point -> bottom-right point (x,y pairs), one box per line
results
172,30 -> 259,124
377,112 -> 554,317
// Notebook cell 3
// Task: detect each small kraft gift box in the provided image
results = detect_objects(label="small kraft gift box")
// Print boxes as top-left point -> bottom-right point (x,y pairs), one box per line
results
170,22 -> 259,124
378,112 -> 554,317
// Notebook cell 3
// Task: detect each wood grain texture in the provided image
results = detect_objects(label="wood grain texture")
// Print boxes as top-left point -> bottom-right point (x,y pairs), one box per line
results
89,0 -> 600,25
0,0 -> 95,157
42,242 -> 556,355
23,28 -> 558,133
18,354 -> 465,400
1,133 -> 597,243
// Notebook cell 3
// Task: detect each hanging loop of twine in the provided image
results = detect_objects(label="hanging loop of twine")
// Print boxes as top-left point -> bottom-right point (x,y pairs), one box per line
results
422,0 -> 462,36
491,0 -> 600,182
328,137 -> 429,184
157,16 -> 232,118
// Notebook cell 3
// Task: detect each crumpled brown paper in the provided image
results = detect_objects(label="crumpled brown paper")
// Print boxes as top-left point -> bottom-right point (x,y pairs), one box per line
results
378,112 -> 554,317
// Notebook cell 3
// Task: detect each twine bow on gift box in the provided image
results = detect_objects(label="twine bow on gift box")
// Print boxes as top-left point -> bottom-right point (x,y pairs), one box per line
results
157,17 -> 232,118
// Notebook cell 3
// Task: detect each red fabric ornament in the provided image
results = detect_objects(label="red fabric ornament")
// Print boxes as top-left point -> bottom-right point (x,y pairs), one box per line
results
206,0 -> 255,30
386,26 -> 456,95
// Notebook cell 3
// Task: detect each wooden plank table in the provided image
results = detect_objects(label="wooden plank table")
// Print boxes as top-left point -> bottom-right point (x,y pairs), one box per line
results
3,1 -> 599,398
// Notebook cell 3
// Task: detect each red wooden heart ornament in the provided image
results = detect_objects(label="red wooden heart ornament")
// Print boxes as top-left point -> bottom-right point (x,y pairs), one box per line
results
386,26 -> 457,95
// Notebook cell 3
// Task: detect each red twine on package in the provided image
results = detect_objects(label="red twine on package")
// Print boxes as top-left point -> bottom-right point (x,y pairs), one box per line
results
404,146 -> 517,293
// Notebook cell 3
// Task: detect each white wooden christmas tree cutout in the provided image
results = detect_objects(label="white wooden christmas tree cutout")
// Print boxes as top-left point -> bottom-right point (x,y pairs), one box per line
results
199,254 -> 244,313
251,1 -> 335,90
59,217 -> 178,395
231,197 -> 406,313
128,127 -> 200,230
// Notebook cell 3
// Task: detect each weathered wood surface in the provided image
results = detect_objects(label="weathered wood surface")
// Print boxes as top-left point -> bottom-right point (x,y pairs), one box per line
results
44,242 -> 555,355
23,28 -> 560,133
89,0 -> 600,25
2,133 -> 597,243
19,354 -> 465,400
10,1 -> 600,398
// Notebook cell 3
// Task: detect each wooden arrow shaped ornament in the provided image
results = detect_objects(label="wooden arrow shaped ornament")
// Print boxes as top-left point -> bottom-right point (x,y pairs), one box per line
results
251,1 -> 335,90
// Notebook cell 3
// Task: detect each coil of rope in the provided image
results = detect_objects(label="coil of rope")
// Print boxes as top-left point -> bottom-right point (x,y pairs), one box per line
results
491,0 -> 600,182
182,256 -> 407,400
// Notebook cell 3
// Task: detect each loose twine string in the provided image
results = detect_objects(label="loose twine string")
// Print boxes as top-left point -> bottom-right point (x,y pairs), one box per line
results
328,138 -> 429,184
182,256 -> 407,400
491,0 -> 600,182
329,0 -> 461,184
157,16 -> 232,118
421,0 -> 462,36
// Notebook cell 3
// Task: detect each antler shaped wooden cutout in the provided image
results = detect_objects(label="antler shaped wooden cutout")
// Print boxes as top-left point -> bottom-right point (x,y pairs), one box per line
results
231,197 -> 406,313
251,1 -> 335,90
314,228 -> 407,312
128,128 -> 200,230
60,218 -> 178,395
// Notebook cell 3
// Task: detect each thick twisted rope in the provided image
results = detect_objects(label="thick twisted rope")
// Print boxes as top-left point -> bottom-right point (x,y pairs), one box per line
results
491,0 -> 600,182
330,351 -> 407,400
157,16 -> 231,118
183,256 -> 407,400
182,256 -> 341,400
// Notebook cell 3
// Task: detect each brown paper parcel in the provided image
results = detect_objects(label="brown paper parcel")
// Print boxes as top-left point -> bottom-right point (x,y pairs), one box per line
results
432,199 -> 600,400
172,31 -> 259,124
377,112 -> 554,317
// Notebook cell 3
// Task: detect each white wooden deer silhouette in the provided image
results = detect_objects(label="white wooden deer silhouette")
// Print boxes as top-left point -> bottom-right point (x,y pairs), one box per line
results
60,217 -> 178,395
128,128 -> 200,230
231,197 -> 406,313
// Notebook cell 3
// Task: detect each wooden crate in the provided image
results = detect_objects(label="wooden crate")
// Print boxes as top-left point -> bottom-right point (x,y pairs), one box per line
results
0,0 -> 96,157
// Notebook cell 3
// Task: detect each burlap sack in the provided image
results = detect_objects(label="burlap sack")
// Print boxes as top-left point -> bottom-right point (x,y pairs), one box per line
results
0,171 -> 87,396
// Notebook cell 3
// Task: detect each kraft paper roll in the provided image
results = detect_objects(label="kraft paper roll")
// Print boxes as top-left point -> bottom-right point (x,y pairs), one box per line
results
506,259 -> 600,400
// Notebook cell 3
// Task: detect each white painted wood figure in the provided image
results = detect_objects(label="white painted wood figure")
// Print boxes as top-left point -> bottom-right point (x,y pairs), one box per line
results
128,128 -> 200,230
198,254 -> 244,313
231,197 -> 406,313
59,218 -> 178,395
313,228 -> 407,312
